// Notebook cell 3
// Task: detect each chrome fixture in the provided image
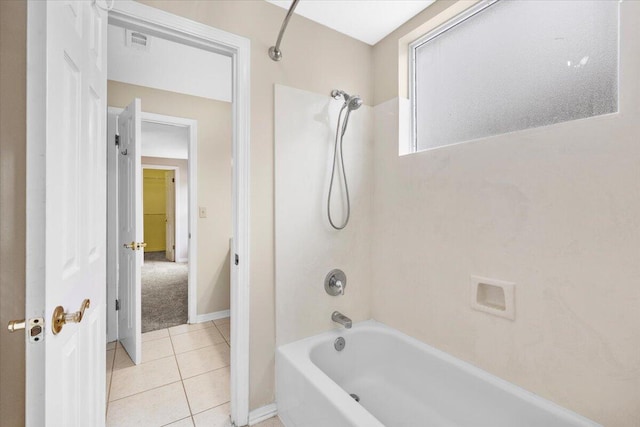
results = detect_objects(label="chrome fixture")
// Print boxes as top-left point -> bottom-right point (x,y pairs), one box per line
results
334,337 -> 346,351
325,269 -> 347,296
327,90 -> 363,230
268,0 -> 301,61
332,311 -> 352,329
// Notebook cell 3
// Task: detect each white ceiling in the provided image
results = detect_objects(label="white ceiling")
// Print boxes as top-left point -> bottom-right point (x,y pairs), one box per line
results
108,25 -> 232,102
265,0 -> 436,45
141,122 -> 189,160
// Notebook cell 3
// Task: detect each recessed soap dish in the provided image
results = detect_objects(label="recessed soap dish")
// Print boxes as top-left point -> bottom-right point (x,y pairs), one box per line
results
470,276 -> 515,320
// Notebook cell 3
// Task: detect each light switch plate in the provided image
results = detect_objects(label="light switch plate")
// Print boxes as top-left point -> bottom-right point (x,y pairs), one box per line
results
199,206 -> 207,218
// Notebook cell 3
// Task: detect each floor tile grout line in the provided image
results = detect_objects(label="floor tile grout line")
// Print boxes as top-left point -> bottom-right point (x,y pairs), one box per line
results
190,400 -> 231,417
140,329 -> 170,343
171,327 -> 224,342
106,320 -> 231,424
173,339 -> 229,356
180,363 -> 231,381
212,322 -> 231,347
168,321 -> 217,337
107,379 -> 183,404
160,415 -> 194,427
178,363 -> 196,417
112,351 -> 175,371
174,340 -> 230,358
169,330 -> 196,417
170,324 -> 226,353
160,416 -> 193,427
168,333 -> 184,381
109,355 -> 180,402
106,347 -> 116,414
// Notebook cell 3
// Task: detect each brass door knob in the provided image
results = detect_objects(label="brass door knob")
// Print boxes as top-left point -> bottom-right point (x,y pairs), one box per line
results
52,299 -> 90,335
123,241 -> 147,251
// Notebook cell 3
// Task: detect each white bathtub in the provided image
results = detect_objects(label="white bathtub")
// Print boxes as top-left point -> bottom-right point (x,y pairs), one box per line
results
276,320 -> 601,427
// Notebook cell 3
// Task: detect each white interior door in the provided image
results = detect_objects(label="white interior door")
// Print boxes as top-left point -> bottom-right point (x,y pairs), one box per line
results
25,1 -> 107,425
117,98 -> 143,364
165,170 -> 176,262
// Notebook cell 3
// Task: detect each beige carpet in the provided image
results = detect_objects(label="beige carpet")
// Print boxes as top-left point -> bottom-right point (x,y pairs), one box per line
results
141,251 -> 188,333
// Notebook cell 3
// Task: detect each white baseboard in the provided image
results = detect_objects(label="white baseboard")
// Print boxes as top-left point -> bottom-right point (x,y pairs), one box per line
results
249,403 -> 278,425
176,257 -> 188,263
195,309 -> 230,323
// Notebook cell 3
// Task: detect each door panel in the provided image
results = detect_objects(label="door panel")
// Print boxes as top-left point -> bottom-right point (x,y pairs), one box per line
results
26,1 -> 107,425
117,98 -> 142,364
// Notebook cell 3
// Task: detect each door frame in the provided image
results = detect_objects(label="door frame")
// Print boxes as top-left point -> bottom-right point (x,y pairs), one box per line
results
108,2 -> 251,425
107,108 -> 199,339
141,165 -> 179,261
141,165 -> 179,259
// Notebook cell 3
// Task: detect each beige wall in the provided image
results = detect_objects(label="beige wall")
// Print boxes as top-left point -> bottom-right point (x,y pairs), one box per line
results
0,0 -> 372,416
0,1 -> 26,425
135,0 -> 374,409
373,0 -> 476,105
109,81 -> 232,315
370,1 -> 640,426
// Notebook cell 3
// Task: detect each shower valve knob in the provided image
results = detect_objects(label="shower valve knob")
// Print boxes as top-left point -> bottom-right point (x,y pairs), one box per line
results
325,269 -> 347,296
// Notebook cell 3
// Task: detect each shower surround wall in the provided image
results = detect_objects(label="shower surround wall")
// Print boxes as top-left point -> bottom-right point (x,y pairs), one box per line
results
368,2 -> 640,426
275,85 -> 373,346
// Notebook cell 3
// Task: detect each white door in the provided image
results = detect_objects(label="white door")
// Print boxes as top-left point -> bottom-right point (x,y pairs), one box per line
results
25,1 -> 107,425
165,170 -> 176,262
117,98 -> 143,364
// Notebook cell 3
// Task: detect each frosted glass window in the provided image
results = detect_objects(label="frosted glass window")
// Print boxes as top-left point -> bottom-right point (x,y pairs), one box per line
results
411,0 -> 618,152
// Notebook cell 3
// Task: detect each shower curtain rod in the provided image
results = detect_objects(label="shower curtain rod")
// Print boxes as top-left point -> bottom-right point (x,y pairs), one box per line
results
268,0 -> 301,61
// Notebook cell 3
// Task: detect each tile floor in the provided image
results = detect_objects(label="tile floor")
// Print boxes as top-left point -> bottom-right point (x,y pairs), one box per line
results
106,317 -> 283,427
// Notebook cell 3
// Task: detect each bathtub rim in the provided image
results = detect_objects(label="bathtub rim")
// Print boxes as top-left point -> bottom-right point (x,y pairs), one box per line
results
276,319 -> 602,427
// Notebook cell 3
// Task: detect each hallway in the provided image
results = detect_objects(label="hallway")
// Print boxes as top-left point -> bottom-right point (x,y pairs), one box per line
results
142,251 -> 188,332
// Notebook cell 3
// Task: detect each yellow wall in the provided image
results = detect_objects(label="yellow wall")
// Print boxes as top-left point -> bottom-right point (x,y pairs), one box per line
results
143,169 -> 168,252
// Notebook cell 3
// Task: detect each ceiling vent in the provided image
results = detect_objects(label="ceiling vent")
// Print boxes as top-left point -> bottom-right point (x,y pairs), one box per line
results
125,29 -> 151,52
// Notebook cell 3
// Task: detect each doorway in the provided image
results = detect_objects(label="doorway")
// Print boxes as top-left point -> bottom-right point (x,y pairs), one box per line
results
141,166 -> 185,332
107,109 -> 199,344
105,3 -> 251,425
105,89 -> 234,423
103,6 -> 241,420
23,1 -> 250,424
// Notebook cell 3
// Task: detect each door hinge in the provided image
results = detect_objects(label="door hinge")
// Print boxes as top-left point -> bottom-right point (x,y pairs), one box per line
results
172,178 -> 175,183
235,254 -> 239,266
173,244 -> 175,249
115,134 -> 120,146
115,299 -> 120,311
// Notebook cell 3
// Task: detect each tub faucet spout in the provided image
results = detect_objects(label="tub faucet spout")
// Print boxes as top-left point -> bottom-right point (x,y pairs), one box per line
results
331,311 -> 352,329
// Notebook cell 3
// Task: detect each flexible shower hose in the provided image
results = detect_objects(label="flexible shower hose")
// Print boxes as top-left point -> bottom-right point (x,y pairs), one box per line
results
327,104 -> 350,230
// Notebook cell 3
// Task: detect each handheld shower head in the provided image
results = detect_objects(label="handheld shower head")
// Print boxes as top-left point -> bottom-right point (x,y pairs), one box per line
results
331,90 -> 363,111
347,96 -> 363,111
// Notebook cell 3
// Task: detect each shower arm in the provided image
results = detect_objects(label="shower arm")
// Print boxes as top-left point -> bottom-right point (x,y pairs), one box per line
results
268,0 -> 301,61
